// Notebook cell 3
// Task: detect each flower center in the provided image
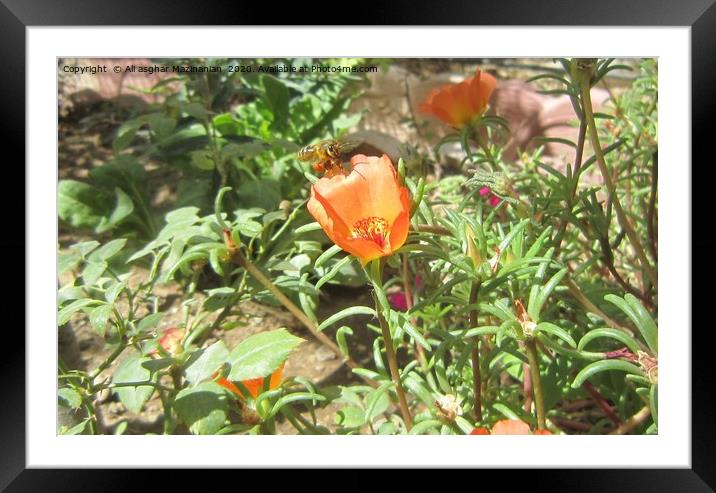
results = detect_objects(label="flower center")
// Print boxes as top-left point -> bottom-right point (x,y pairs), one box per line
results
352,216 -> 388,248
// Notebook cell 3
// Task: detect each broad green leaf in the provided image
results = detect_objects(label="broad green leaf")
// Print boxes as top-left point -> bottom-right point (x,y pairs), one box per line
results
184,341 -> 230,385
58,298 -> 102,325
104,188 -> 134,230
113,120 -> 140,152
89,304 -> 113,336
166,207 -> 200,224
58,180 -> 110,229
113,353 -> 155,413
105,281 -> 127,304
58,387 -> 82,409
82,261 -> 107,286
58,253 -> 81,274
365,382 -> 392,422
262,75 -> 289,129
174,381 -> 228,435
71,240 -> 101,257
227,328 -> 304,381
190,150 -> 215,170
60,419 -> 88,435
137,313 -> 165,332
335,406 -> 366,428
89,239 -> 128,262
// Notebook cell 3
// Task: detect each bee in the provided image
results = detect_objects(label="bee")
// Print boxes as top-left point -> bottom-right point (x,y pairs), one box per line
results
297,138 -> 360,176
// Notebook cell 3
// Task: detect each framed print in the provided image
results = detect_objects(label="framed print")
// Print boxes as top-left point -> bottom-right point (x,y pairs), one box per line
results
5,0 -> 714,490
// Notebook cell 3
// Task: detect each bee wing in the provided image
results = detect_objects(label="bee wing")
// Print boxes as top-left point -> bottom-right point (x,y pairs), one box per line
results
338,139 -> 362,153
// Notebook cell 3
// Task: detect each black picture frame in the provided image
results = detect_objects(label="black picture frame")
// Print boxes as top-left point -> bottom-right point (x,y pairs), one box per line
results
5,0 -> 713,490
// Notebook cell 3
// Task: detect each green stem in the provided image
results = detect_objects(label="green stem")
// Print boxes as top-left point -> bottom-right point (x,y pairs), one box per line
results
223,230 -> 376,388
579,77 -> 657,288
524,339 -> 546,429
554,120 -> 587,255
370,259 -> 414,431
469,281 -> 483,422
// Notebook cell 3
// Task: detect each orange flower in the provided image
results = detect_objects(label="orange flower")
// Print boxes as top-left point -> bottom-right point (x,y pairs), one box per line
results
419,69 -> 496,128
470,419 -> 552,435
150,327 -> 185,358
307,154 -> 411,265
215,363 -> 284,400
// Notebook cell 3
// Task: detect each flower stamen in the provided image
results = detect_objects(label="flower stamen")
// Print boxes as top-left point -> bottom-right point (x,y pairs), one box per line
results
352,216 -> 388,248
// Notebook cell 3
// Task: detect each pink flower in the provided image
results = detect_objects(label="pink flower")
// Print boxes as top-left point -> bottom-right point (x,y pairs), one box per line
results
388,291 -> 409,311
479,187 -> 501,207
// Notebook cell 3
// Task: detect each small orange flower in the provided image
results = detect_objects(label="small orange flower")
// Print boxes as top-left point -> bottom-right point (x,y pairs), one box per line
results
419,69 -> 497,128
215,363 -> 284,399
150,327 -> 185,358
307,154 -> 410,265
470,419 -> 552,435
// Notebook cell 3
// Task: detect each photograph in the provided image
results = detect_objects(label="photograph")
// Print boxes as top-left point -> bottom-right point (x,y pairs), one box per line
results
56,56 -> 659,437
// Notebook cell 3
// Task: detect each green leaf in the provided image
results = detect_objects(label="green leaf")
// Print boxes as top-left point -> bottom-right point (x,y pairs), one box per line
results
316,256 -> 353,289
401,317 -> 431,351
166,207 -> 201,224
58,180 -> 110,230
578,328 -> 641,354
190,150 -> 215,170
294,222 -> 321,234
174,382 -> 228,435
181,102 -> 208,121
318,306 -> 375,332
336,326 -> 353,358
58,387 -> 82,409
58,298 -> 102,325
89,304 -> 113,336
89,239 -> 128,262
72,240 -> 101,257
148,114 -> 176,138
625,294 -> 658,354
529,267 -> 568,320
227,328 -> 304,381
82,261 -> 107,286
113,353 -> 155,413
534,322 -> 576,348
184,341 -> 230,385
58,253 -> 81,274
137,313 -> 165,332
571,360 -> 646,388
364,382 -> 392,422
61,419 -> 88,435
262,75 -> 289,130
314,244 -> 343,268
650,384 -> 658,426
605,294 -> 658,353
267,392 -> 327,420
335,406 -> 366,428
237,178 -> 281,211
103,188 -> 134,231
409,419 -> 442,435
105,281 -> 127,304
113,120 -> 140,152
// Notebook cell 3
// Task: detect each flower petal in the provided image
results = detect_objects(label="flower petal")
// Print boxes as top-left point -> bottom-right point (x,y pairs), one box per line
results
491,419 -> 531,435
